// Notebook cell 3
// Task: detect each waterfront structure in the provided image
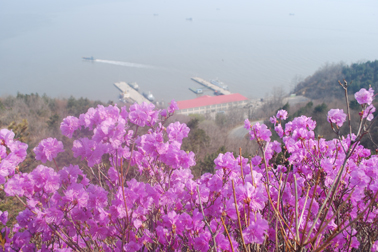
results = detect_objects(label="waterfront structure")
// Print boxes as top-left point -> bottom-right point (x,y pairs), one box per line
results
191,77 -> 231,95
176,93 -> 248,115
113,82 -> 150,104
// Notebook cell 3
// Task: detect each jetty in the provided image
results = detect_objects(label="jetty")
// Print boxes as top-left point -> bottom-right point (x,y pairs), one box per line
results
191,77 -> 231,95
114,82 -> 151,104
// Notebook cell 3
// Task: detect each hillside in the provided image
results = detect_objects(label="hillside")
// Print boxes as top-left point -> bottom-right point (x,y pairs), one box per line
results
0,93 -> 255,177
294,60 -> 378,99
0,93 -> 105,172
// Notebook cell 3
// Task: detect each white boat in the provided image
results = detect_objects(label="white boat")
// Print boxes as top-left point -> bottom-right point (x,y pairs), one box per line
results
128,82 -> 139,91
143,91 -> 155,102
82,56 -> 94,61
210,79 -> 229,91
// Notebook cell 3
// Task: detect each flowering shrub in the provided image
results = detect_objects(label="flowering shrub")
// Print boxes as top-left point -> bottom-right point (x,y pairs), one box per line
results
0,82 -> 377,251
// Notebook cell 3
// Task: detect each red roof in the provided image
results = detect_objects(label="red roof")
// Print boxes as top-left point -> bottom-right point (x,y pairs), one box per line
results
177,93 -> 248,110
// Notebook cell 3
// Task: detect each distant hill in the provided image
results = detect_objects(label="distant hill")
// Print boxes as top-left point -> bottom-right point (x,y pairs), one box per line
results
294,60 -> 378,99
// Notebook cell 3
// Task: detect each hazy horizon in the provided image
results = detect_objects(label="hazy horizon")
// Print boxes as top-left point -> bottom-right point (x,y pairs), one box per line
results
1,0 -> 378,102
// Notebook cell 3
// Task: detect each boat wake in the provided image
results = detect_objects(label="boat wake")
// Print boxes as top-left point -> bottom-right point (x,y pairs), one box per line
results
95,59 -> 154,69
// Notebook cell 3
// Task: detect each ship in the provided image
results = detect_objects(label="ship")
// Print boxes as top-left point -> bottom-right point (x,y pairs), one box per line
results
128,82 -> 139,91
82,56 -> 94,61
214,90 -> 223,96
189,88 -> 203,94
210,79 -> 229,91
143,91 -> 155,102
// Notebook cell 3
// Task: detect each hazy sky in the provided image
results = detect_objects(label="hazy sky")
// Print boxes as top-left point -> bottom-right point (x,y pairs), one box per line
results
1,0 -> 378,102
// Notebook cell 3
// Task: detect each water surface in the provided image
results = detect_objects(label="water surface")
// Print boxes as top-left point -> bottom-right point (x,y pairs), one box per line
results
1,0 -> 377,102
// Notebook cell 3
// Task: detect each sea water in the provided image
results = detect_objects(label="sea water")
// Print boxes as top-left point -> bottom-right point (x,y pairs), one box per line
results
1,0 -> 378,102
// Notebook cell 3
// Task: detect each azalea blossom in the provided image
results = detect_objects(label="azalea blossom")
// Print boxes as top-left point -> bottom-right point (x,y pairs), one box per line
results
327,108 -> 347,127
355,87 -> 374,105
33,138 -> 64,163
0,89 -> 377,251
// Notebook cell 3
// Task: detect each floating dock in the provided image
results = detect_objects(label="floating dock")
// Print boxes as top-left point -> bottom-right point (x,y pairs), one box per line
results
114,82 -> 151,104
191,77 -> 231,95
189,87 -> 204,94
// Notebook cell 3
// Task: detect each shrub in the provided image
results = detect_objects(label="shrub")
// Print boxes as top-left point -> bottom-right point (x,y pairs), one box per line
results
0,83 -> 377,251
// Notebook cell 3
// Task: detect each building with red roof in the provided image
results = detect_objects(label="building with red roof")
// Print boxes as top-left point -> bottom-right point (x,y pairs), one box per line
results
176,93 -> 249,115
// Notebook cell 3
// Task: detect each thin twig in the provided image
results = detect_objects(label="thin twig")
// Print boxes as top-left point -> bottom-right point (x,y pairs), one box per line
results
221,216 -> 235,252
232,180 -> 248,252
240,148 -> 245,185
301,170 -> 320,246
263,183 -> 300,246
275,173 -> 283,252
338,80 -> 352,136
197,186 -> 218,251
307,188 -> 355,245
298,185 -> 311,228
53,158 -> 59,171
124,126 -> 139,181
303,147 -> 351,244
293,174 -> 299,246
313,189 -> 378,252
249,158 -> 256,187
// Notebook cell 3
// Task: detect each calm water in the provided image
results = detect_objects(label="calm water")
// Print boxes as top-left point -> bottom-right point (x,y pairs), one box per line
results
1,0 -> 378,102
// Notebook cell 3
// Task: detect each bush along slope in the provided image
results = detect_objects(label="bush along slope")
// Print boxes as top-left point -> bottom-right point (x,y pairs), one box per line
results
294,60 -> 378,100
1,83 -> 378,251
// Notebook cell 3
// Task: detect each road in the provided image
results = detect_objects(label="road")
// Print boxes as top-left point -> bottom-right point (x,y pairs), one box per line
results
282,95 -> 310,105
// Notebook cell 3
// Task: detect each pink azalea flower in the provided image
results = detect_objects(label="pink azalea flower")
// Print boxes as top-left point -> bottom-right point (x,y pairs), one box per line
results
276,109 -> 288,120
33,138 -> 64,163
372,240 -> 378,251
244,119 -> 251,129
249,122 -> 272,142
60,116 -> 79,138
193,232 -> 211,252
166,122 -> 190,143
243,213 -> 269,244
275,124 -> 284,138
270,116 -> 277,124
354,87 -> 374,105
160,109 -> 167,117
0,129 -> 15,145
327,109 -> 347,127
168,100 -> 179,114
363,104 -> 376,121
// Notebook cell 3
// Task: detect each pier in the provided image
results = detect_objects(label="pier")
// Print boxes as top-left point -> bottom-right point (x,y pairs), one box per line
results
114,82 -> 151,104
191,77 -> 231,95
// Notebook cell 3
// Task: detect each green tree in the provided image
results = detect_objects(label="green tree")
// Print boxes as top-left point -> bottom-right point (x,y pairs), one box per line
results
288,101 -> 313,121
349,100 -> 360,110
182,118 -> 210,155
47,114 -> 60,130
313,103 -> 328,113
7,119 -> 29,143
215,113 -> 227,128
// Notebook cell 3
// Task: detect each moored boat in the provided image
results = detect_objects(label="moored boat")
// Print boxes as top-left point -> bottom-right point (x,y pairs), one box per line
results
143,91 -> 155,102
128,82 -> 139,91
210,79 -> 229,90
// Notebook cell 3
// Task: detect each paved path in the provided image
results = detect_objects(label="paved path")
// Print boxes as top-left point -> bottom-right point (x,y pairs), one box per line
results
282,95 -> 310,105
